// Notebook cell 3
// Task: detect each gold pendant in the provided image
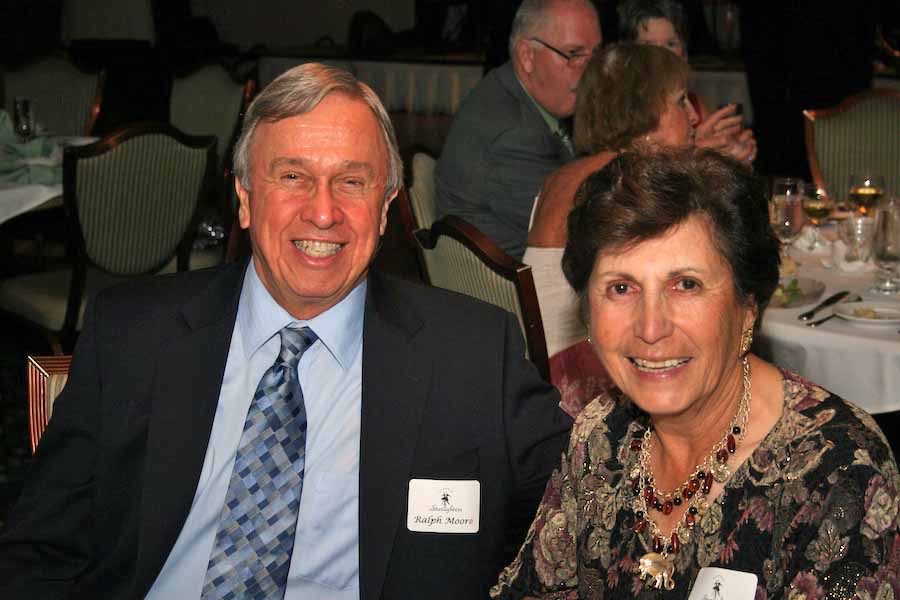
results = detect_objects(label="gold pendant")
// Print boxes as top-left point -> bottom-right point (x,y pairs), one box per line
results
712,461 -> 731,483
636,552 -> 676,590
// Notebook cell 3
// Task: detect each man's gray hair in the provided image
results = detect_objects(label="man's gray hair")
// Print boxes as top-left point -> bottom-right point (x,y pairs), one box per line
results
233,62 -> 403,200
508,0 -> 597,57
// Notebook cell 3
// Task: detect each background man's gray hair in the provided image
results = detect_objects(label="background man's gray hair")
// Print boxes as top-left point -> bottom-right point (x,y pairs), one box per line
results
508,0 -> 598,57
233,62 -> 403,201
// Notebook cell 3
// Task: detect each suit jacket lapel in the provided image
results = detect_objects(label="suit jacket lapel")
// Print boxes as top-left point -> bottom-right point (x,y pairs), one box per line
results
359,272 -> 431,600
132,260 -> 247,596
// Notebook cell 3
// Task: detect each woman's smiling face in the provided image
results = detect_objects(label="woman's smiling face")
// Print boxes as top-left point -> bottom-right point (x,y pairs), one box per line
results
587,215 -> 755,418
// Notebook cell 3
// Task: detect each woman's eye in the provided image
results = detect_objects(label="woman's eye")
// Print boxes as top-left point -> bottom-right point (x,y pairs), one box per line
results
609,282 -> 631,296
674,278 -> 699,291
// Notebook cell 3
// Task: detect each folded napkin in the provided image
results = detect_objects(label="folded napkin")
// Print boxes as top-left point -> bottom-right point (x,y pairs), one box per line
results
830,239 -> 875,272
0,110 -> 60,185
791,225 -> 831,256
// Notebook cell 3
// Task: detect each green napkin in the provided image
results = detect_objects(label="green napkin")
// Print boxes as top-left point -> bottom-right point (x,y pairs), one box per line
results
0,110 -> 60,185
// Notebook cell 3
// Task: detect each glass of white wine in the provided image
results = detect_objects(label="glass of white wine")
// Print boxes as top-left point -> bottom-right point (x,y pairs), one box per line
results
848,173 -> 885,216
800,184 -> 832,250
770,178 -> 804,256
870,197 -> 900,295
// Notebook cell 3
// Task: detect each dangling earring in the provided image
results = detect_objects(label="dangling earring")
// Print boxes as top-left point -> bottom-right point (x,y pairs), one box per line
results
739,327 -> 754,356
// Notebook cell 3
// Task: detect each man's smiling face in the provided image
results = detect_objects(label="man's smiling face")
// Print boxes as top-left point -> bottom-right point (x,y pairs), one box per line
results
236,92 -> 395,319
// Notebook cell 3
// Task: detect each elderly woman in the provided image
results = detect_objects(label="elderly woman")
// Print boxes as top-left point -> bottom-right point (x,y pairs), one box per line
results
525,43 -> 697,409
618,0 -> 756,163
494,150 -> 900,598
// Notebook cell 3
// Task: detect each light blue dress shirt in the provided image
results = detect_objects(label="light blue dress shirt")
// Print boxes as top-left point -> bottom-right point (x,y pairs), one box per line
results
147,262 -> 364,599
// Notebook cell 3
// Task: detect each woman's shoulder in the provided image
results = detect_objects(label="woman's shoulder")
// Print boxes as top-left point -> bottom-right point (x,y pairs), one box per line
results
759,368 -> 898,485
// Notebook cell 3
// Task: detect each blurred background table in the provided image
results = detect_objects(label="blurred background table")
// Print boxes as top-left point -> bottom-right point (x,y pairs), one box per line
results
758,258 -> 900,415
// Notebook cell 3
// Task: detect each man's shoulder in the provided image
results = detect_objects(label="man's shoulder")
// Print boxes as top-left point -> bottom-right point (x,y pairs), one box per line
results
373,272 -> 510,325
447,63 -> 532,135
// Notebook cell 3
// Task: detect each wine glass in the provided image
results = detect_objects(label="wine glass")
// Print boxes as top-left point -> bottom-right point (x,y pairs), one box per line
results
869,197 -> 900,295
848,173 -> 885,216
13,98 -> 34,141
800,184 -> 832,250
770,178 -> 804,256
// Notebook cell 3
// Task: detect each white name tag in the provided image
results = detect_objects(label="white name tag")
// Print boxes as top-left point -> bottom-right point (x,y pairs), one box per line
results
406,479 -> 480,534
688,567 -> 758,600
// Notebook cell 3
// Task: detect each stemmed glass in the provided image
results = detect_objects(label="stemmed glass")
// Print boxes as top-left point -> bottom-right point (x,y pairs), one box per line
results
870,197 -> 900,295
770,178 -> 804,256
13,98 -> 34,141
800,185 -> 832,250
848,173 -> 885,216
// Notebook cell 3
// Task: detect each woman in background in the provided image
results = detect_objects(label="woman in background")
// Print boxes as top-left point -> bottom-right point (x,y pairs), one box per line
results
618,0 -> 756,163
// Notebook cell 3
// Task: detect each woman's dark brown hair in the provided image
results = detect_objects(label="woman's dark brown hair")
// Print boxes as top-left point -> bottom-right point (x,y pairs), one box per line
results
573,43 -> 690,154
562,148 -> 780,323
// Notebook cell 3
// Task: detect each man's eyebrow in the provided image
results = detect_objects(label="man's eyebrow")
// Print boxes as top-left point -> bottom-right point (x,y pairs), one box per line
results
269,157 -> 376,176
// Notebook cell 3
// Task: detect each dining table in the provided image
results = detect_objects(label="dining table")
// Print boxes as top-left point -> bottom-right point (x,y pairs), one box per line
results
757,247 -> 900,417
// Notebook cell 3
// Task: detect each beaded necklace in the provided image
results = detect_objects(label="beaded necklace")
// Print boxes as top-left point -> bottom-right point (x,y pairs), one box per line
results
630,357 -> 751,591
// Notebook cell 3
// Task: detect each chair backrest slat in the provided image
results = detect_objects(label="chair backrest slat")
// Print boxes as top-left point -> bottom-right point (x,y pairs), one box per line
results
409,152 -> 438,229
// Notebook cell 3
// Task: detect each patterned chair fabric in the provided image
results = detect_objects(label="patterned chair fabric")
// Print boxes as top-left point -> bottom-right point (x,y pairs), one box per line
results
74,131 -> 212,274
415,216 -> 550,381
171,63 -> 253,172
0,123 -> 215,353
27,355 -> 72,453
4,56 -> 104,136
409,152 -> 438,229
804,89 -> 900,202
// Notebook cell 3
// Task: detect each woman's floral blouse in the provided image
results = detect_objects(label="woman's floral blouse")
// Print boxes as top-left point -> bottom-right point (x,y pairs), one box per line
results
492,369 -> 900,599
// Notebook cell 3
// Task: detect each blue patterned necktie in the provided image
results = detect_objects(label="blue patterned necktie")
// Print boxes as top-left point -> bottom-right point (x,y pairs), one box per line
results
202,325 -> 318,599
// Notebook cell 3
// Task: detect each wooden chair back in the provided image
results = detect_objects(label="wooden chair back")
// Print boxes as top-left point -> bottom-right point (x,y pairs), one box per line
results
27,355 -> 72,453
415,215 -> 550,381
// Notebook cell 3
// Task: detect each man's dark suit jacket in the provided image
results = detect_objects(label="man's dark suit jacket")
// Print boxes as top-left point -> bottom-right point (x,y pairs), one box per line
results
0,260 -> 571,599
435,61 -> 574,261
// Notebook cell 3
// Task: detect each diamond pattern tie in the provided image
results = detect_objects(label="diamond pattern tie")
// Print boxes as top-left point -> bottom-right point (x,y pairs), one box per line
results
202,325 -> 318,599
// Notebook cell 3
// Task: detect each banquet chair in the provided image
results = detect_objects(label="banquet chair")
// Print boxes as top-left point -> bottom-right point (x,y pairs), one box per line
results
414,215 -> 550,381
0,123 -> 216,354
26,355 -> 72,453
803,89 -> 900,202
171,63 -> 256,268
408,152 -> 438,229
4,56 -> 105,136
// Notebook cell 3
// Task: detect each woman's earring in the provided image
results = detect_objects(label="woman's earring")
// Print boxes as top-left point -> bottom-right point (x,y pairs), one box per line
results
739,328 -> 754,356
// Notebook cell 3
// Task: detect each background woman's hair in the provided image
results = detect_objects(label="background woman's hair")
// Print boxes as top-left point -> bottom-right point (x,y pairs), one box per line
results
573,43 -> 689,154
617,0 -> 688,46
562,148 -> 780,324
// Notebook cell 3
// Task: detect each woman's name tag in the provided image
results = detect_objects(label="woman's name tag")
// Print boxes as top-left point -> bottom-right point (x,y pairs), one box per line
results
407,479 -> 480,533
688,567 -> 758,600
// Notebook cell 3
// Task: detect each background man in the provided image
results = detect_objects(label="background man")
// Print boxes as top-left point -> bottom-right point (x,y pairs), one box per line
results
435,0 -> 602,260
0,63 -> 570,599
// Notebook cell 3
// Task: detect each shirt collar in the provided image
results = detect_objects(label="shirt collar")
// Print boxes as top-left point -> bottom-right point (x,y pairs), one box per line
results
238,260 -> 366,370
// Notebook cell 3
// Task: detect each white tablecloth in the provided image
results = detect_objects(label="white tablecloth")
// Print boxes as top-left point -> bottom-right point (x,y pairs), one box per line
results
758,258 -> 900,414
0,182 -> 63,226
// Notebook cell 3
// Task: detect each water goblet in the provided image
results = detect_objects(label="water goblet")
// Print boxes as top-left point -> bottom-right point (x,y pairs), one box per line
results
838,214 -> 875,262
869,197 -> 900,295
13,98 -> 34,141
848,173 -> 885,216
770,178 -> 804,255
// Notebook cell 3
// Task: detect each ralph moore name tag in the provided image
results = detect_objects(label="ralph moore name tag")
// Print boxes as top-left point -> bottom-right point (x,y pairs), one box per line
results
407,479 -> 480,534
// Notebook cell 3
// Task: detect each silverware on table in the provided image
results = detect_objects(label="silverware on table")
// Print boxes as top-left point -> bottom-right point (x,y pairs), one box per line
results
803,295 -> 862,327
806,314 -> 837,327
797,290 -> 850,321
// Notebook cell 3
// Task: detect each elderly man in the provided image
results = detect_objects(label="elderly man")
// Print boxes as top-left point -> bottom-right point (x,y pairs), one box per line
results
435,0 -> 602,260
0,64 -> 570,599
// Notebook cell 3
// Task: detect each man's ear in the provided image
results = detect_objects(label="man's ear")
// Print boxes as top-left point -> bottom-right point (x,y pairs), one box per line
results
236,177 -> 251,230
515,38 -> 535,75
379,189 -> 398,236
